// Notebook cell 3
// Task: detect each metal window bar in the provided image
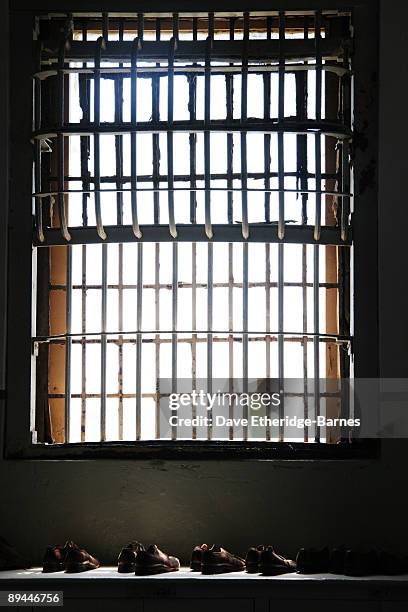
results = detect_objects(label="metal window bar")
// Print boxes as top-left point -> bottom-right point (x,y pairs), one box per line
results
32,11 -> 353,446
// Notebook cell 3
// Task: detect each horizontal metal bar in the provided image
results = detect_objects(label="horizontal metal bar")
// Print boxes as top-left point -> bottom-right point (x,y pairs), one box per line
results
46,170 -> 341,183
50,281 -> 340,290
34,330 -> 351,341
34,224 -> 352,246
41,37 -> 348,63
33,119 -> 352,139
36,63 -> 350,80
33,186 -> 353,198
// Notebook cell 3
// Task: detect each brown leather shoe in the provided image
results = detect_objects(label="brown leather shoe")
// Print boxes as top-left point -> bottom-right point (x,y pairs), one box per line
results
190,544 -> 208,571
118,542 -> 145,573
245,545 -> 264,573
64,545 -> 100,573
134,545 -> 180,575
201,545 -> 245,574
42,541 -> 77,573
0,536 -> 31,571
260,546 -> 296,576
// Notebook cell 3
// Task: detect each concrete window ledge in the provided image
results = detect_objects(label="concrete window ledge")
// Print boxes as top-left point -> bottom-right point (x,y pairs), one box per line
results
1,568 -> 408,612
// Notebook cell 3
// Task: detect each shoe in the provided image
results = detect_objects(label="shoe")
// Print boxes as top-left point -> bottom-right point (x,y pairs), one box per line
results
343,549 -> 378,577
201,545 -> 245,575
134,545 -> 180,575
329,546 -> 347,574
43,541 -> 77,573
0,536 -> 31,571
118,542 -> 145,573
190,544 -> 208,571
245,545 -> 264,574
296,547 -> 330,573
378,551 -> 408,576
64,545 -> 100,573
260,546 -> 296,576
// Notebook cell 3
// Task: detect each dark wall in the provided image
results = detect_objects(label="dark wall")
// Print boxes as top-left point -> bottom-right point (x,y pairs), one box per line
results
1,0 -> 407,567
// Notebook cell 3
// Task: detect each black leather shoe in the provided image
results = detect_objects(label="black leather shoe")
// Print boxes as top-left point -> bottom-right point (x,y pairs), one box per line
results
329,546 -> 347,574
343,549 -> 378,576
135,545 -> 180,575
245,545 -> 264,573
296,547 -> 330,573
201,545 -> 245,574
260,546 -> 296,576
118,542 -> 145,573
190,544 -> 208,571
378,551 -> 408,576
42,541 -> 77,573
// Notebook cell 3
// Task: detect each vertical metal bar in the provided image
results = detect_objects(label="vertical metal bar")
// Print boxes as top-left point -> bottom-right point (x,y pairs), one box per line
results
152,18 -> 161,225
153,18 -> 161,439
94,37 -> 107,240
298,17 -> 309,442
100,243 -> 107,441
263,17 -> 271,224
243,242 -> 249,441
302,244 -> 308,442
64,246 -> 72,442
58,41 -> 71,241
138,12 -> 144,40
167,35 -> 177,238
188,17 -> 198,224
116,21 -> 124,440
314,244 -> 320,442
314,10 -> 322,241
278,242 -> 284,441
191,242 -> 197,439
130,37 -> 142,238
226,18 -> 235,225
228,243 -> 234,440
265,242 -> 271,440
204,13 -> 214,239
102,12 -> 109,40
136,242 -> 143,440
277,12 -> 285,240
207,242 -> 213,440
171,242 -> 178,440
155,242 -> 160,438
241,12 -> 249,239
172,12 -> 179,39
34,41 -> 44,242
79,24 -> 90,442
341,44 -> 351,242
81,241 -> 87,442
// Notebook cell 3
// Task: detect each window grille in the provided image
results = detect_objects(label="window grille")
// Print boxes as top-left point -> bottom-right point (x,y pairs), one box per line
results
32,10 -> 352,445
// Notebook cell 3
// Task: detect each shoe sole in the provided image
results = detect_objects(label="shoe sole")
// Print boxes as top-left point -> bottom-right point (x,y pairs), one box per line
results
260,565 -> 296,576
245,564 -> 260,574
65,562 -> 99,573
201,564 -> 244,575
135,565 -> 179,576
118,563 -> 136,573
42,563 -> 64,574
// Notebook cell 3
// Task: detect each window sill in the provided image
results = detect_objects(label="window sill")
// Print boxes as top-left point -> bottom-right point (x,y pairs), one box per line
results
4,439 -> 380,461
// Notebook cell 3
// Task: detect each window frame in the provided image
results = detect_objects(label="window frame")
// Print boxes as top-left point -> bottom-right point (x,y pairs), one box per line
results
5,0 -> 379,460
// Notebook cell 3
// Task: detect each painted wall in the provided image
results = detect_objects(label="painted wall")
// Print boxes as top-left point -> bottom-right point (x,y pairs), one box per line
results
1,0 -> 407,567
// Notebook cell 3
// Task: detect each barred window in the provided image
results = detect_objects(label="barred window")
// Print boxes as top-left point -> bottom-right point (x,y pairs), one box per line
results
31,9 -> 354,449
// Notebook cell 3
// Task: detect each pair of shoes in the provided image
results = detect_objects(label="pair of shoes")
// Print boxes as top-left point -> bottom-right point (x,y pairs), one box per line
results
191,544 -> 245,574
246,545 -> 296,575
118,543 -> 180,575
296,547 -> 408,576
43,541 -> 99,573
0,536 -> 31,571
